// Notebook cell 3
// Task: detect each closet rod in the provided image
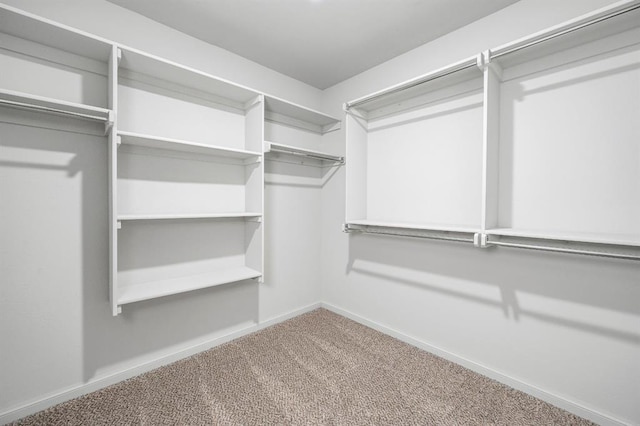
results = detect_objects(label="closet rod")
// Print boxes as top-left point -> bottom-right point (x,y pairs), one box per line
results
344,61 -> 476,110
492,2 -> 640,59
269,145 -> 344,164
490,240 -> 640,261
344,225 -> 474,244
0,98 -> 109,122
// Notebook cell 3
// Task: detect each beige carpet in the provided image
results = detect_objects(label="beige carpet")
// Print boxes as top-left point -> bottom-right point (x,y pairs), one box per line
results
13,309 -> 593,425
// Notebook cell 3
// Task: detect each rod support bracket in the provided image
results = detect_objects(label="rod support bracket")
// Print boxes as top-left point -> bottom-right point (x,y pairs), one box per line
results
474,233 -> 493,248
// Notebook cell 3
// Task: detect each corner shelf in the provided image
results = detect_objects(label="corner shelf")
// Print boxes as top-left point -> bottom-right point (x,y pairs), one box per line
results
117,266 -> 262,305
118,131 -> 261,163
264,95 -> 341,134
0,88 -> 113,123
264,141 -> 344,167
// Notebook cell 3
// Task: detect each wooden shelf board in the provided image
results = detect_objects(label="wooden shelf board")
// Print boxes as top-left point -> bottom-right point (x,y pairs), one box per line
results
264,95 -> 341,133
347,219 -> 479,235
118,131 -> 261,160
118,266 -> 262,305
264,141 -> 344,164
0,88 -> 112,122
487,228 -> 640,247
0,4 -> 112,61
118,212 -> 262,221
119,48 -> 260,107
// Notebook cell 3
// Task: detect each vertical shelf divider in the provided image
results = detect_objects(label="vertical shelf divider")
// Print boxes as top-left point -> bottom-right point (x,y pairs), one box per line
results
108,45 -> 120,316
479,50 -> 502,248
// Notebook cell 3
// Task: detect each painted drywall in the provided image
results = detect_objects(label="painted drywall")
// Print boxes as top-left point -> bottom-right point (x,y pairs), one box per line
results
320,0 -> 640,425
0,0 -> 324,420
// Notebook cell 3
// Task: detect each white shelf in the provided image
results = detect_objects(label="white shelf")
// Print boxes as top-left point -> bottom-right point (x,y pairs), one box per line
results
486,228 -> 640,247
264,141 -> 344,165
347,219 -> 478,235
117,266 -> 262,305
345,56 -> 482,119
118,212 -> 262,221
118,131 -> 261,161
0,88 -> 112,122
264,95 -> 341,134
490,0 -> 640,70
0,4 -> 112,62
119,47 -> 260,111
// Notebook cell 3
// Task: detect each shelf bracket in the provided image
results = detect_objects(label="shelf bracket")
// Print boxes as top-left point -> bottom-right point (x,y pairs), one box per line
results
244,94 -> 263,111
117,221 -> 122,230
473,233 -> 493,248
104,110 -> 115,135
116,47 -> 122,65
247,217 -> 262,223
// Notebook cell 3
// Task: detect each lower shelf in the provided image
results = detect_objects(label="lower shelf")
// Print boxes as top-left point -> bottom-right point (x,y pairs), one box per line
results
117,266 -> 262,305
486,228 -> 640,247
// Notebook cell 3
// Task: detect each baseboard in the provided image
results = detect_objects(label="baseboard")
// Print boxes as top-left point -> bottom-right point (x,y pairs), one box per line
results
320,302 -> 629,426
0,303 -> 321,425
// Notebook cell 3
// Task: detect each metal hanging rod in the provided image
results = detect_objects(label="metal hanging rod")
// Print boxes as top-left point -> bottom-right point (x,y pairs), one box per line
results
344,60 -> 477,110
266,143 -> 344,164
344,224 -> 475,244
492,2 -> 640,59
489,240 -> 640,261
0,98 -> 110,122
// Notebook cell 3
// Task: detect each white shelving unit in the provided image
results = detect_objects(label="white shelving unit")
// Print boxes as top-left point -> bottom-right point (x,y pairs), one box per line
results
344,56 -> 485,240
480,0 -> 640,253
111,47 -> 265,315
344,0 -> 640,259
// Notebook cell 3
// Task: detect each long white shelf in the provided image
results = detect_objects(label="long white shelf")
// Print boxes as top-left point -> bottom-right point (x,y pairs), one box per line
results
264,95 -> 341,134
0,4 -> 112,62
264,141 -> 344,165
119,47 -> 260,110
486,228 -> 640,247
118,131 -> 261,161
347,219 -> 479,235
0,88 -> 113,122
490,0 -> 640,70
344,56 -> 482,118
118,212 -> 262,221
117,266 -> 262,305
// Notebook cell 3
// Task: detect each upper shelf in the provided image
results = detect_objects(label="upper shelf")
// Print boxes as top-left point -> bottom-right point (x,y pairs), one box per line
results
0,88 -> 113,123
118,131 -> 261,163
264,95 -> 341,134
344,56 -> 482,120
119,47 -> 261,112
0,4 -> 112,62
490,0 -> 640,70
264,141 -> 344,166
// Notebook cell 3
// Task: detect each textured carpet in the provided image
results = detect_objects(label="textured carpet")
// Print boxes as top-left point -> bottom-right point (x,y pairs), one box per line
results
13,309 -> 593,425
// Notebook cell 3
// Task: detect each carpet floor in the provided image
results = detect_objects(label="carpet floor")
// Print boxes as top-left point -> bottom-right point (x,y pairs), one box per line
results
13,309 -> 593,425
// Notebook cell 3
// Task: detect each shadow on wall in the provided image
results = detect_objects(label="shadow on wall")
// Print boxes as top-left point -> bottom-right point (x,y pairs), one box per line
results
346,233 -> 640,345
0,111 -> 260,401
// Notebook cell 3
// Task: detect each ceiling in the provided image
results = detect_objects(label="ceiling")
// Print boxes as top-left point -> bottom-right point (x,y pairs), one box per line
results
106,0 -> 519,89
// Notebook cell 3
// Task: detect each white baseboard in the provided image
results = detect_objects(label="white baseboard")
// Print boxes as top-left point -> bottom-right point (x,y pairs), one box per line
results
320,302 -> 629,426
0,303 -> 321,425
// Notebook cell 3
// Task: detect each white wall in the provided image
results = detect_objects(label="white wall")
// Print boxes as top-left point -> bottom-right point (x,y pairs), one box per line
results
321,1 -> 640,425
0,0 -> 324,421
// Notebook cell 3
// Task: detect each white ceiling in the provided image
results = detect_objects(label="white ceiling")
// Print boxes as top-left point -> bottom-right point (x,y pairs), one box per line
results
106,0 -> 519,89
